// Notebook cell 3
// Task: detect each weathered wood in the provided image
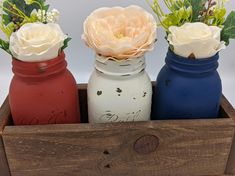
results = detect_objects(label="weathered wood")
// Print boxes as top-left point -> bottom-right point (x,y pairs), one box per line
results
1,85 -> 235,176
0,97 -> 11,131
0,97 -> 11,176
220,95 -> 235,120
0,139 -> 10,176
3,119 -> 235,176
222,96 -> 235,175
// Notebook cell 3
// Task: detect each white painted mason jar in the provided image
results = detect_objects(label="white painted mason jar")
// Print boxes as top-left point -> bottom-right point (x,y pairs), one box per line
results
88,55 -> 152,123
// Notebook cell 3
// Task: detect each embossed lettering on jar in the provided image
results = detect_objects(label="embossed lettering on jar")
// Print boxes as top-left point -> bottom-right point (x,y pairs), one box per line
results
88,55 -> 152,123
9,52 -> 81,125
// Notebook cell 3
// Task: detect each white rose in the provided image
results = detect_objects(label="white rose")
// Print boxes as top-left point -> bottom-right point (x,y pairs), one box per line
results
168,22 -> 226,59
82,5 -> 157,60
10,22 -> 67,62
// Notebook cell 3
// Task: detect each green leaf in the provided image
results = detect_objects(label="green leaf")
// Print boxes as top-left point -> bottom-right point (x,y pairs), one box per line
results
3,0 -> 26,16
25,0 -> 47,17
61,37 -> 71,51
221,33 -> 230,46
221,11 -> 235,45
2,14 -> 12,26
25,5 -> 40,17
3,0 -> 48,21
3,0 -> 27,23
188,0 -> 207,22
43,4 -> 50,11
0,39 -> 11,55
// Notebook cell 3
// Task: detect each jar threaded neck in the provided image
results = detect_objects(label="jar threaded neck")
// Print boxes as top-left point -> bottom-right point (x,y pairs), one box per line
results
12,52 -> 67,78
95,55 -> 146,77
166,50 -> 219,75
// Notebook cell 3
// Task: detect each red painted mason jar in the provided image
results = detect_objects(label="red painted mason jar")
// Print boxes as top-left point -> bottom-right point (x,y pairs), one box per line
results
9,52 -> 81,125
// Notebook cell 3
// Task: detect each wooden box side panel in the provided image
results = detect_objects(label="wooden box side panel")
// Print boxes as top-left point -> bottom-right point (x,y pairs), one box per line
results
0,139 -> 10,176
221,96 -> 235,175
0,97 -> 11,176
3,120 -> 235,176
79,85 -> 235,176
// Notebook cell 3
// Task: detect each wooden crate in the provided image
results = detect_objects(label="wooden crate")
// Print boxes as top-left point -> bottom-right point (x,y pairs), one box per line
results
0,84 -> 235,176
0,97 -> 11,176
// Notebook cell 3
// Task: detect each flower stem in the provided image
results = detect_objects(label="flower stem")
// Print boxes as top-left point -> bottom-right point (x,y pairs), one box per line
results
154,0 -> 165,16
164,0 -> 174,12
0,5 -> 24,19
3,0 -> 30,21
204,0 -> 213,24
147,0 -> 169,30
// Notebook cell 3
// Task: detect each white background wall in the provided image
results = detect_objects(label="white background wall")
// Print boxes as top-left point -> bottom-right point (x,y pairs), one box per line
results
0,0 -> 235,107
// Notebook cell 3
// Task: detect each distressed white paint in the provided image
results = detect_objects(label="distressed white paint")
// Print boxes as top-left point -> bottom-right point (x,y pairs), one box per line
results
88,55 -> 152,123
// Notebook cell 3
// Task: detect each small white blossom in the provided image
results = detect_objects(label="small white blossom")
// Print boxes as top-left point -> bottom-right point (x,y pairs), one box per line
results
36,9 -> 47,23
46,9 -> 60,23
51,9 -> 60,21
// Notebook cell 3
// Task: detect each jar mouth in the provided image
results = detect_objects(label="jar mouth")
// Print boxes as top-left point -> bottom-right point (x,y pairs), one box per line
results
12,52 -> 67,78
166,49 -> 219,74
168,49 -> 219,63
95,54 -> 146,77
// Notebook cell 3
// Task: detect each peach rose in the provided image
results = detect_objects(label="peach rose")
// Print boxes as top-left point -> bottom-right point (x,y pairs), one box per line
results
82,5 -> 157,60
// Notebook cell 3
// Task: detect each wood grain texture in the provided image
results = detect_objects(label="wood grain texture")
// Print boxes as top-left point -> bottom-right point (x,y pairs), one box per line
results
0,97 -> 11,134
3,119 -> 235,176
222,96 -> 235,175
0,97 -> 11,176
220,96 -> 235,121
1,85 -> 235,176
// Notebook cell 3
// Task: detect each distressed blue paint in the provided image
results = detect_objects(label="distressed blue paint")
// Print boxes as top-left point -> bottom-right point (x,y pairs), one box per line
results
153,50 -> 222,120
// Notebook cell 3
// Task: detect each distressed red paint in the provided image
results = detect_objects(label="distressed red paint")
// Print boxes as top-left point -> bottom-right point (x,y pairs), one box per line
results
9,52 -> 80,125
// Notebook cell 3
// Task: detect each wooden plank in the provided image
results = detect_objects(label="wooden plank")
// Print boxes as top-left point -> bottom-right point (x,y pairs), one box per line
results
220,95 -> 235,121
3,119 -> 235,176
0,139 -> 10,176
208,175 -> 235,176
0,97 -> 11,133
1,85 -> 235,176
0,97 -> 11,176
222,96 -> 235,175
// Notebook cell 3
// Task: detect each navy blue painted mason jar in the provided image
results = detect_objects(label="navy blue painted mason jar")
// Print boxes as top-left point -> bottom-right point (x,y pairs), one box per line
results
153,50 -> 222,120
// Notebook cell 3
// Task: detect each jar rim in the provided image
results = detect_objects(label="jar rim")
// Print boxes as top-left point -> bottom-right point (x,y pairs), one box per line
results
12,52 -> 67,78
95,54 -> 146,77
168,49 -> 219,63
166,49 -> 219,74
96,54 -> 144,63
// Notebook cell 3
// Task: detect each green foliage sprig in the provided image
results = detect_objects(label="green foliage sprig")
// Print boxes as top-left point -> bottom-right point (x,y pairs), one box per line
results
0,0 -> 49,54
0,0 -> 71,55
147,0 -> 193,31
148,0 -> 235,45
222,11 -> 235,45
